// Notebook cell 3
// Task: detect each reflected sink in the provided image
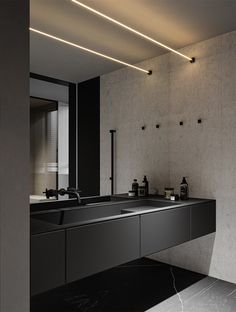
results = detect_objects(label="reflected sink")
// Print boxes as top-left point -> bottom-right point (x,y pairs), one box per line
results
31,199 -> 178,226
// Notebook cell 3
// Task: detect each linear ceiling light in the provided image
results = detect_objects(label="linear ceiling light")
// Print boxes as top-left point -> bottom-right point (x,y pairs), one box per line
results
71,0 -> 195,63
30,28 -> 152,75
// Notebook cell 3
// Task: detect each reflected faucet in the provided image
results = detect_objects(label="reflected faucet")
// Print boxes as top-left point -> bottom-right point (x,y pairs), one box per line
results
44,187 -> 82,204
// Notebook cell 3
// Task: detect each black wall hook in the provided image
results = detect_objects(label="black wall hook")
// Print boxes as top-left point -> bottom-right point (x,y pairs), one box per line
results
156,124 -> 160,128
197,118 -> 202,124
141,126 -> 146,130
179,121 -> 183,126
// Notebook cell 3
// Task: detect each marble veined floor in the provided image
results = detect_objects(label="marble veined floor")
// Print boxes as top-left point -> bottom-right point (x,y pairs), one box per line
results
147,275 -> 236,312
31,258 -> 236,312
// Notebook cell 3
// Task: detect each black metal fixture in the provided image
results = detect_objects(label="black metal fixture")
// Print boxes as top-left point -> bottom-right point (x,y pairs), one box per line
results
179,121 -> 183,126
141,126 -> 146,130
43,187 -> 82,204
198,118 -> 202,124
156,124 -> 160,128
109,130 -> 116,195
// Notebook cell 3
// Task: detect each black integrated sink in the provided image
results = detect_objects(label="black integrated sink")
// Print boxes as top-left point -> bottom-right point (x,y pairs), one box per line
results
31,200 -> 178,226
32,205 -> 130,225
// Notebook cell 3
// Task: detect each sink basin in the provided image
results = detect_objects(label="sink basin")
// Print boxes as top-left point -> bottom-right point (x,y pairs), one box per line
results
31,199 -> 178,225
32,204 -> 131,225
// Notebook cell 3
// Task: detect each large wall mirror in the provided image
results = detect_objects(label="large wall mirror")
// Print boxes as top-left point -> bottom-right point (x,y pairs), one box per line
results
30,74 -> 76,203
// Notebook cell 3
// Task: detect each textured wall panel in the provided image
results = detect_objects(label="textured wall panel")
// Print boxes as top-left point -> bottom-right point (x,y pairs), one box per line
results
101,30 -> 236,284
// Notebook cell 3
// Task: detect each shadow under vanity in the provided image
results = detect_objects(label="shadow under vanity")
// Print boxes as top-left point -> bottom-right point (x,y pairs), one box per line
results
30,195 -> 216,296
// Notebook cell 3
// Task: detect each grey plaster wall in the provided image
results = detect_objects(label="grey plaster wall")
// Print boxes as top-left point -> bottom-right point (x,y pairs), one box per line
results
0,1 -> 29,311
100,54 -> 170,195
100,30 -> 236,284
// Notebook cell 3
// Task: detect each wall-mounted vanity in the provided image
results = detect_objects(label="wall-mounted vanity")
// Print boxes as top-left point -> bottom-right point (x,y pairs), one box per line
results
30,196 -> 215,295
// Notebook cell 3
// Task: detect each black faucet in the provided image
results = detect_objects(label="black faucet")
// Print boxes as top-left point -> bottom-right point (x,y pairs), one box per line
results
43,187 -> 82,205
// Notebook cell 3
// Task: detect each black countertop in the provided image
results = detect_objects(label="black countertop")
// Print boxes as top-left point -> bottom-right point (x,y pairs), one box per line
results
31,195 -> 215,236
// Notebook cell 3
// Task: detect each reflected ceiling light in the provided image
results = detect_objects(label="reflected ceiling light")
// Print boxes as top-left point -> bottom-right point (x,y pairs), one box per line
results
30,28 -> 152,75
71,0 -> 195,63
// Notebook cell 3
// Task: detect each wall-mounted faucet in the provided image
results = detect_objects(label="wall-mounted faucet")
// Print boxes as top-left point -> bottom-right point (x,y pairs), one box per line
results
43,187 -> 82,205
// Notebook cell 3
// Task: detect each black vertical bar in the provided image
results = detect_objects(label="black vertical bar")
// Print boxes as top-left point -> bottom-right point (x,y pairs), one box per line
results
69,83 -> 76,188
78,77 -> 100,196
110,130 -> 116,195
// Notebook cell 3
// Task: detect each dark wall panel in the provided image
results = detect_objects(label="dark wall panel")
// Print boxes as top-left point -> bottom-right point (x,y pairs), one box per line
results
78,77 -> 100,196
69,83 -> 77,188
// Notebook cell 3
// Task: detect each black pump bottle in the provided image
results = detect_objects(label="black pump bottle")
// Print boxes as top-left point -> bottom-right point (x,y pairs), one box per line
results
180,177 -> 188,200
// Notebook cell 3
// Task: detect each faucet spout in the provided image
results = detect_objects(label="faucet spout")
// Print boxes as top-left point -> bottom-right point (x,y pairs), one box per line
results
44,187 -> 82,205
65,187 -> 82,204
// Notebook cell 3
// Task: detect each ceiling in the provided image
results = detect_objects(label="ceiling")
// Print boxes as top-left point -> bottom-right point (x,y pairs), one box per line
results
30,0 -> 236,83
30,97 -> 56,109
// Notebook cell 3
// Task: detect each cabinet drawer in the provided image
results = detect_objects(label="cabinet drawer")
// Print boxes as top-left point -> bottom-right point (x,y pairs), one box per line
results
66,216 -> 140,283
141,207 -> 190,257
31,230 -> 65,296
191,202 -> 216,239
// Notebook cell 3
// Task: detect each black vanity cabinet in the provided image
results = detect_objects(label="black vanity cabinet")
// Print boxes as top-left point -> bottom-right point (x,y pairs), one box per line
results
191,201 -> 216,239
66,216 -> 140,283
31,230 -> 66,296
140,207 -> 190,257
30,198 -> 216,295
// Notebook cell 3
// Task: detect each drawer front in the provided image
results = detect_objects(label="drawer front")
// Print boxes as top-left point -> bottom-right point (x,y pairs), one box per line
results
191,202 -> 216,239
66,216 -> 140,283
31,230 -> 65,296
141,207 -> 190,257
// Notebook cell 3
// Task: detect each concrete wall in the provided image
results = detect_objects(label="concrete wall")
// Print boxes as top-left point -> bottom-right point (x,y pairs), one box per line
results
100,54 -> 170,195
100,30 -> 236,284
0,1 -> 29,311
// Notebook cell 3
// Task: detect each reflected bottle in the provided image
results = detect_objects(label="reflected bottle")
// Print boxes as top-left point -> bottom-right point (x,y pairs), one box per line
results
132,179 -> 139,196
142,175 -> 149,196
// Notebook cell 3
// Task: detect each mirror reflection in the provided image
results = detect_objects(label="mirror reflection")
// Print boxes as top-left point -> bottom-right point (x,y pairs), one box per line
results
30,96 -> 69,202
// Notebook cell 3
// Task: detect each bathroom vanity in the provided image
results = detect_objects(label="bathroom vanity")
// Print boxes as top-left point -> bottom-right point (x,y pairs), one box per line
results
30,196 -> 216,295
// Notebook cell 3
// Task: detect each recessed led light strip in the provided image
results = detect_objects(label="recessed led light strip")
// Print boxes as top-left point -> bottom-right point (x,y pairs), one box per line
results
30,28 -> 152,75
71,0 -> 195,63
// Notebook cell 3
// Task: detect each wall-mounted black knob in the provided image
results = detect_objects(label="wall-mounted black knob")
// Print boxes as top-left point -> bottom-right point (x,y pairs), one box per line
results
156,124 -> 160,128
197,119 -> 202,124
179,121 -> 183,126
43,188 -> 58,199
141,126 -> 146,130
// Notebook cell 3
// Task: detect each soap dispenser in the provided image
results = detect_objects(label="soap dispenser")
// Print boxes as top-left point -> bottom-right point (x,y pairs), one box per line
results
180,177 -> 188,200
143,175 -> 149,196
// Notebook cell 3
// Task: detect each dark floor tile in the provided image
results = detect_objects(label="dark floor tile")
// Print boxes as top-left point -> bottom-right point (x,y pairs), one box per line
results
31,258 -> 206,312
